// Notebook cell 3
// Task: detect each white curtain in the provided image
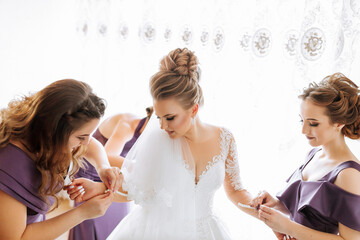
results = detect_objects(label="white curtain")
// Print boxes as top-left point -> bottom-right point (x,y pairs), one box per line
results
1,0 -> 360,238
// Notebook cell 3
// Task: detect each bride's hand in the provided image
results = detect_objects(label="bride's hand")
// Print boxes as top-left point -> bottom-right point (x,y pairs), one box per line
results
64,178 -> 107,202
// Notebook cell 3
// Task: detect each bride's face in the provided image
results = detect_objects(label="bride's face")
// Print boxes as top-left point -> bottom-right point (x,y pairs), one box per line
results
153,98 -> 193,139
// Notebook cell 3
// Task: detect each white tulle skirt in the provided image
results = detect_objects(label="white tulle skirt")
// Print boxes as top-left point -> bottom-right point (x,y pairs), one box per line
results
107,207 -> 232,240
107,205 -> 195,240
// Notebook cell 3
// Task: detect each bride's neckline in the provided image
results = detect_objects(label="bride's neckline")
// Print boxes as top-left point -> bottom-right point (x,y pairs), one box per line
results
184,128 -> 227,185
195,152 -> 223,185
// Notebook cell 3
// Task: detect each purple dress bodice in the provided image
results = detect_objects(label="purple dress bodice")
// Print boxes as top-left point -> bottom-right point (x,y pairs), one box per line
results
0,144 -> 54,224
277,148 -> 360,234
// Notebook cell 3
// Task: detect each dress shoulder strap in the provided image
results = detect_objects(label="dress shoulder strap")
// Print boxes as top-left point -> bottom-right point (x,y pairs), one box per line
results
327,160 -> 360,183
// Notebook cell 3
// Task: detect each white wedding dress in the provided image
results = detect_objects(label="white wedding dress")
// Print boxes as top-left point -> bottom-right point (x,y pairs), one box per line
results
107,116 -> 243,240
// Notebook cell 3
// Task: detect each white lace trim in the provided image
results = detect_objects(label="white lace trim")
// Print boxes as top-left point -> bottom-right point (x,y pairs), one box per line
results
223,128 -> 244,191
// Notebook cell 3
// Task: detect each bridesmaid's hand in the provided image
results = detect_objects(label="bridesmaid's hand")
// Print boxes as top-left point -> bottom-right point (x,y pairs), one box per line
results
78,191 -> 114,220
258,205 -> 293,236
250,190 -> 278,210
64,178 -> 107,202
98,167 -> 123,192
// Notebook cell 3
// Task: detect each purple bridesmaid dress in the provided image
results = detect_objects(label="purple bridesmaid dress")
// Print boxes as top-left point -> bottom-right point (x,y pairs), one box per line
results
0,144 -> 54,224
277,148 -> 360,234
68,117 -> 147,240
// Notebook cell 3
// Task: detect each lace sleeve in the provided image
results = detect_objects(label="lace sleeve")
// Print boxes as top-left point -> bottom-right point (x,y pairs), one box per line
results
223,129 -> 244,191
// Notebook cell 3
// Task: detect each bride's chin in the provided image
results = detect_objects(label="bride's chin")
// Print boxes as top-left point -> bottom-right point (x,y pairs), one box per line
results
168,134 -> 178,139
167,132 -> 180,139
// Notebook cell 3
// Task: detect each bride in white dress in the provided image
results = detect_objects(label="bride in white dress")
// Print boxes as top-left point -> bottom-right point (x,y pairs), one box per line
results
71,48 -> 258,239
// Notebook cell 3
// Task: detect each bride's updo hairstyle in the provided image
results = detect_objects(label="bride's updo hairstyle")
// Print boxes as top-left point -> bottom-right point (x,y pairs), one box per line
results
150,48 -> 204,109
299,72 -> 360,139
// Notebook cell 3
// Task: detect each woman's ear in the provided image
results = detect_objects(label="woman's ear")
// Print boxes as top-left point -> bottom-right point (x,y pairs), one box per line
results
335,123 -> 345,132
192,104 -> 199,117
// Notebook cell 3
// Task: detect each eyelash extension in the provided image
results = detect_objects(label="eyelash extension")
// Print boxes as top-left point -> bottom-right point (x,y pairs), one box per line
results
78,137 -> 85,141
166,116 -> 175,121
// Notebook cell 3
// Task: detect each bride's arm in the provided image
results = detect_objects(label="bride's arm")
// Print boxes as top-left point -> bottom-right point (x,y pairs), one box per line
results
112,181 -> 131,202
222,130 -> 258,219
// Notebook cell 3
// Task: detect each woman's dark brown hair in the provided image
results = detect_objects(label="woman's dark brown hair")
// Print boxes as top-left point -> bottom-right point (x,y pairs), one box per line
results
299,72 -> 360,139
0,79 -> 106,204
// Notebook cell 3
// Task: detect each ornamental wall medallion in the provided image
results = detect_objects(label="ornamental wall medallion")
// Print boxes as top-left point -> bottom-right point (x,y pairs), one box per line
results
98,23 -> 108,37
200,27 -> 210,46
76,20 -> 89,37
301,27 -> 326,61
140,22 -> 156,43
164,26 -> 172,42
118,22 -> 129,40
181,25 -> 193,45
239,30 -> 252,51
284,30 -> 300,59
213,26 -> 225,52
252,28 -> 272,57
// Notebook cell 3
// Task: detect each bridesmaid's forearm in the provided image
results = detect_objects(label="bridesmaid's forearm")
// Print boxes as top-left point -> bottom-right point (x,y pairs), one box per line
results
108,155 -> 125,169
22,207 -> 86,240
288,221 -> 344,240
85,138 -> 111,170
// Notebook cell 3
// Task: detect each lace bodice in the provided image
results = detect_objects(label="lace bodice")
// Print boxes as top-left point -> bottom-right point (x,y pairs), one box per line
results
195,128 -> 243,239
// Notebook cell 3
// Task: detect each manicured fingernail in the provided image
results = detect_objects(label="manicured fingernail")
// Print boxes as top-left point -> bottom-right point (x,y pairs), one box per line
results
79,188 -> 85,193
69,185 -> 74,189
77,186 -> 83,190
81,191 -> 85,195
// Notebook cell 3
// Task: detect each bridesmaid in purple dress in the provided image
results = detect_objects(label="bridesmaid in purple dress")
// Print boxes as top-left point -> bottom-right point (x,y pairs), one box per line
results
251,73 -> 360,239
0,79 -> 122,240
68,108 -> 151,240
